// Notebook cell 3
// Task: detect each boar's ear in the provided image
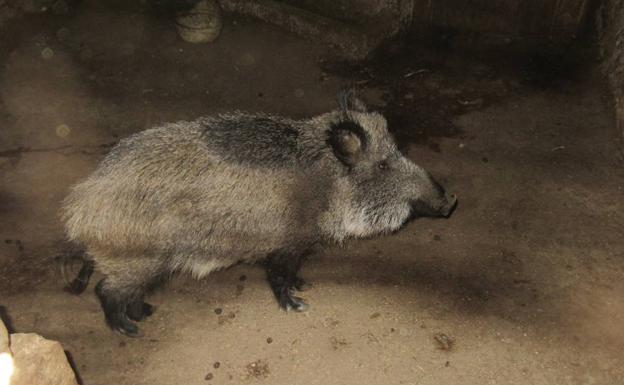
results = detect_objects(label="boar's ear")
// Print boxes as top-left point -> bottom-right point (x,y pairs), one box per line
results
328,121 -> 366,165
338,88 -> 367,113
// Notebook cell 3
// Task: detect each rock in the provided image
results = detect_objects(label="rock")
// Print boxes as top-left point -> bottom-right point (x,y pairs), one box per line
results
0,319 -> 13,385
433,332 -> 454,351
55,124 -> 71,137
10,333 -> 78,385
175,0 -> 223,43
0,319 -> 8,353
41,47 -> 54,59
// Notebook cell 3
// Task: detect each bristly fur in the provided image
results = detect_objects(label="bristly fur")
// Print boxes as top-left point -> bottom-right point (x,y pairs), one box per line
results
61,90 -> 456,336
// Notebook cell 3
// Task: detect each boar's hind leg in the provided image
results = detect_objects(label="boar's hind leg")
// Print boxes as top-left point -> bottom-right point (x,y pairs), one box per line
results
94,256 -> 166,337
265,252 -> 309,312
95,278 -> 141,336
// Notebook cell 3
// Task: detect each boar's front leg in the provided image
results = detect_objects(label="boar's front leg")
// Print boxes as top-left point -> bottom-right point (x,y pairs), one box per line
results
265,251 -> 309,312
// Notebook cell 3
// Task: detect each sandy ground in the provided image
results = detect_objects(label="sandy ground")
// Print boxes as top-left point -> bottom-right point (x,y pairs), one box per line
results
1,2 -> 624,385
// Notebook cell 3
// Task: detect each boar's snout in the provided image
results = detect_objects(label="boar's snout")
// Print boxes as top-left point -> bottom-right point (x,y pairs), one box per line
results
439,193 -> 458,218
409,172 -> 458,219
410,193 -> 457,219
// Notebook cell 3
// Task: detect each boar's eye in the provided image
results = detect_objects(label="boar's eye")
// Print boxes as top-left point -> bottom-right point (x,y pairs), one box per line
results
377,160 -> 389,170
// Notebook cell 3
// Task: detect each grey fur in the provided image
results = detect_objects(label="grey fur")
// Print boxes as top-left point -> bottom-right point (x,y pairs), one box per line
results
62,92 -> 456,335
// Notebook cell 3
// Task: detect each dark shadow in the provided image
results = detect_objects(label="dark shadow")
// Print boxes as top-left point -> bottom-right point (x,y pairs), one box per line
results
0,305 -> 15,333
64,350 -> 84,385
301,250 -> 544,323
321,26 -> 594,152
191,242 -> 555,332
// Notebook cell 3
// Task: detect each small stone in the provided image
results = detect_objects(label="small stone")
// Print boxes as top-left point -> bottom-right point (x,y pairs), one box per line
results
482,157 -> 489,163
266,337 -> 273,344
214,308 -> 222,315
434,333 -> 454,351
55,124 -> 71,138
204,372 -> 213,380
213,361 -> 220,369
41,47 -> 54,59
369,312 -> 381,319
239,275 -> 247,281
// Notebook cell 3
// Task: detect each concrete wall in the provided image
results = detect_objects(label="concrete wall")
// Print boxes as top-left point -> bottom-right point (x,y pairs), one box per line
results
597,0 -> 624,139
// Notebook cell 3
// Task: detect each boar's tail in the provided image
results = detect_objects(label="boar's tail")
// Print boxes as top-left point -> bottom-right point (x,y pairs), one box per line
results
58,243 -> 95,295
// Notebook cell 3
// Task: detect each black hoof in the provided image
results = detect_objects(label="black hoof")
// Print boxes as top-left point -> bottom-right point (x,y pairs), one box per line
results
95,279 -> 142,337
127,302 -> 154,322
278,287 -> 309,312
113,316 -> 140,337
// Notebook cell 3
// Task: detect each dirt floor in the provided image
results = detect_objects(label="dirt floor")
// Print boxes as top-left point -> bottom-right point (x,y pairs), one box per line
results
1,2 -> 624,385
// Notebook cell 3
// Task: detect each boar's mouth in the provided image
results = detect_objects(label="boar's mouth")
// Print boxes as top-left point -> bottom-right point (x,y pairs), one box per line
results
409,194 -> 457,219
439,194 -> 458,218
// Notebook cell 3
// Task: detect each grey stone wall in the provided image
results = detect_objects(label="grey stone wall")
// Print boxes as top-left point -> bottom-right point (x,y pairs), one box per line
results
412,0 -> 591,41
279,0 -> 591,42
